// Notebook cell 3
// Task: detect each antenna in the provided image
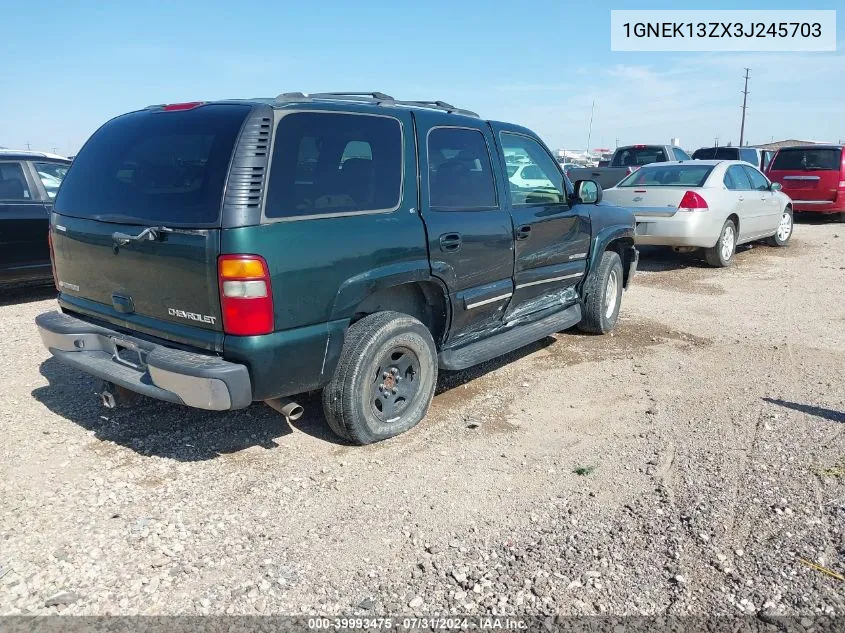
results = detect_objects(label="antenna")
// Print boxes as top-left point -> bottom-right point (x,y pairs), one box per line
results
585,100 -> 595,159
739,68 -> 750,147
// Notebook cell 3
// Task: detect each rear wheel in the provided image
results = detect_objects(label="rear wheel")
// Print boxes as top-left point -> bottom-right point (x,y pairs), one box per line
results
322,311 -> 437,445
578,250 -> 623,334
704,219 -> 737,267
766,207 -> 793,246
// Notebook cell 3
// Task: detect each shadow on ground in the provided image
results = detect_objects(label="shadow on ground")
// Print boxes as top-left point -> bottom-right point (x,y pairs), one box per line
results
0,283 -> 55,307
763,397 -> 844,423
32,337 -> 556,461
635,244 -> 759,273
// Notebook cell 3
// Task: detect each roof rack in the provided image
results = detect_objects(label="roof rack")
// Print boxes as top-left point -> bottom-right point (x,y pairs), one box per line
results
273,92 -> 479,117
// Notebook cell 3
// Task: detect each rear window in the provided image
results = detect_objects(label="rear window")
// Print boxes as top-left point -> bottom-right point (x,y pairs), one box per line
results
617,164 -> 714,187
692,147 -> 739,160
55,104 -> 251,226
611,146 -> 667,167
770,147 -> 842,171
265,112 -> 402,218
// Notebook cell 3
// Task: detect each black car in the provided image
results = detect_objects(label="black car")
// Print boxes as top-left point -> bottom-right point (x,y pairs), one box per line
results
0,151 -> 71,284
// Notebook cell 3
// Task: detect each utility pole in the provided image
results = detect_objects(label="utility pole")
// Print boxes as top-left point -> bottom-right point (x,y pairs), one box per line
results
714,136 -> 719,147
615,137 -> 619,148
51,146 -> 58,154
585,100 -> 595,158
25,141 -> 31,150
739,68 -> 750,147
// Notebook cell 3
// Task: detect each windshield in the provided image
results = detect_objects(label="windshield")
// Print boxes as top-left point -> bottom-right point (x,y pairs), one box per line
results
770,148 -> 842,171
692,148 -> 738,160
611,146 -> 667,167
617,164 -> 714,187
55,104 -> 251,226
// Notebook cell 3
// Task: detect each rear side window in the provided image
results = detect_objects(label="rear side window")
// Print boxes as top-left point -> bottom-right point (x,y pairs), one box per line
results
427,128 -> 497,211
0,163 -> 32,200
617,164 -> 713,187
265,112 -> 402,218
674,147 -> 691,160
771,147 -> 842,171
724,165 -> 752,190
34,162 -> 69,199
55,104 -> 251,226
611,146 -> 667,167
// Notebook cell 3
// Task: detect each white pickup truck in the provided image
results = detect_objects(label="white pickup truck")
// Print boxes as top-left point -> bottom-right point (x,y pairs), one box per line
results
569,144 -> 692,190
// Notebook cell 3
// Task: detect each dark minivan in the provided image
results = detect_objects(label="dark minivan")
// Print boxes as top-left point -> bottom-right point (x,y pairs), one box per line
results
36,92 -> 637,444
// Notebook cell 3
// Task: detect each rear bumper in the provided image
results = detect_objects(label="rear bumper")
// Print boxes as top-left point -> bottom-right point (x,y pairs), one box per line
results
36,310 -> 252,410
790,199 -> 844,214
633,211 -> 723,248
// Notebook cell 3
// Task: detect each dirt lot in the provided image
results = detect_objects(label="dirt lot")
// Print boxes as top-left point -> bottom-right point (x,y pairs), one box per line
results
1,221 -> 843,617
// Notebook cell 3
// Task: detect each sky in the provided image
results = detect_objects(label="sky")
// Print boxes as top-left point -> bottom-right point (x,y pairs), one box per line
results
1,0 -> 842,155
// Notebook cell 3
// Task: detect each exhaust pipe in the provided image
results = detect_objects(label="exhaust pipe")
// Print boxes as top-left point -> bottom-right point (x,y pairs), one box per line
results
265,398 -> 304,421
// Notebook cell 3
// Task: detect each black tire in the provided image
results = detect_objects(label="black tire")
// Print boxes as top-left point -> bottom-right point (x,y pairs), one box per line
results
578,250 -> 623,334
704,219 -> 737,267
322,311 -> 437,445
766,207 -> 793,247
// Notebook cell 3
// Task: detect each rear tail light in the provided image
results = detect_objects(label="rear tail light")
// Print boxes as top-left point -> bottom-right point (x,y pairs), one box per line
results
48,230 -> 58,290
218,255 -> 274,336
679,191 -> 708,211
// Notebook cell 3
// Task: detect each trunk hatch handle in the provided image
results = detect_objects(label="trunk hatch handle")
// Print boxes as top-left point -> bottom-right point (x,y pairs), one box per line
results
112,226 -> 172,246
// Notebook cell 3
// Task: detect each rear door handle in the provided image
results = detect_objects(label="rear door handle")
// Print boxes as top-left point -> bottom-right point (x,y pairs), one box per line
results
439,232 -> 462,252
515,225 -> 532,240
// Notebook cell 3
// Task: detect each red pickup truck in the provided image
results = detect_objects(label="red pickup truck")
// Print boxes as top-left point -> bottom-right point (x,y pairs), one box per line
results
766,145 -> 845,219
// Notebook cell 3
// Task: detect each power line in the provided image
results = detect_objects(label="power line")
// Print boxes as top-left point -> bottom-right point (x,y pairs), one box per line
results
739,68 -> 750,147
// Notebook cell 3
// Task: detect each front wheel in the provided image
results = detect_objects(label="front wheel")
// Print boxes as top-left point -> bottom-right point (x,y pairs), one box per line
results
766,207 -> 793,247
704,219 -> 737,267
578,250 -> 624,334
322,311 -> 437,445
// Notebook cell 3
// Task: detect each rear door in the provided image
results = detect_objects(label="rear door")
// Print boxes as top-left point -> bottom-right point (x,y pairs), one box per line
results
0,160 -> 50,281
414,112 -> 515,345
493,126 -> 591,320
51,103 -> 256,350
723,165 -> 756,239
769,147 -> 843,205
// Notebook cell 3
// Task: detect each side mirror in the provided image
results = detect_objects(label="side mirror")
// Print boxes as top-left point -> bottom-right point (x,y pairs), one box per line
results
573,179 -> 602,204
770,181 -> 782,192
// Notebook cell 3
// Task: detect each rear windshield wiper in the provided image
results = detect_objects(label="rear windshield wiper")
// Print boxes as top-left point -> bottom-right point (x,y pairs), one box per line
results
112,226 -> 173,245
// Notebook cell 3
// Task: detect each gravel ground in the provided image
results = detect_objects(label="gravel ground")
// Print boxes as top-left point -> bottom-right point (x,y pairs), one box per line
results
0,221 -> 843,617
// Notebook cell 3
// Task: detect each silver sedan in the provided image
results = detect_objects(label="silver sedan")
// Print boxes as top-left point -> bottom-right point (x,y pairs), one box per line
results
602,160 -> 794,266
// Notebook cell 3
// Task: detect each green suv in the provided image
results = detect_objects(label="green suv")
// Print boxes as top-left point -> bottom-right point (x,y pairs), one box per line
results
36,92 -> 637,444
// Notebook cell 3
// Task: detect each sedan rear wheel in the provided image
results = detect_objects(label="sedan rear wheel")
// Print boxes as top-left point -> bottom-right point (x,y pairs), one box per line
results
704,219 -> 737,267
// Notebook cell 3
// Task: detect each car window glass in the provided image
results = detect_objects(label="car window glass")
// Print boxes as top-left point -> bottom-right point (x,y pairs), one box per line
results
427,128 -> 497,211
617,165 -> 713,187
0,163 -> 32,200
266,112 -> 403,218
674,147 -> 691,161
611,147 -> 667,167
724,165 -> 752,190
55,104 -> 250,225
770,148 -> 842,171
739,148 -> 758,165
743,166 -> 770,191
500,133 -> 565,205
34,162 -> 69,199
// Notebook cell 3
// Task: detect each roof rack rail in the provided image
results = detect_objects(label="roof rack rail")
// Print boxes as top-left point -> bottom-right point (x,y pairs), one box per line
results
395,100 -> 479,118
272,92 -> 479,117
